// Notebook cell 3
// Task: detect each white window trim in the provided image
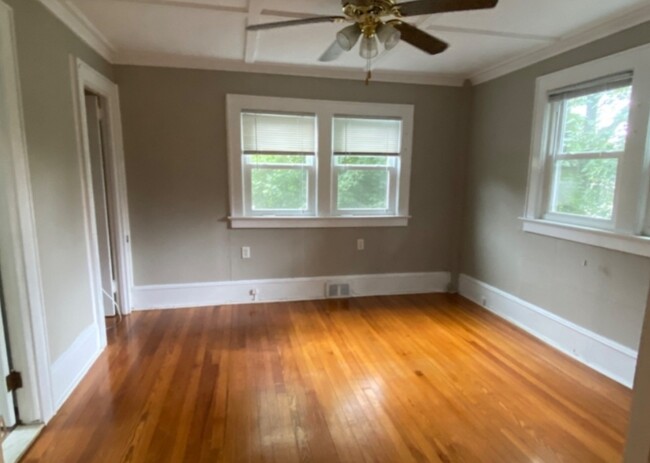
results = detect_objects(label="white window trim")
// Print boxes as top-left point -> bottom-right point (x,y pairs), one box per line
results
226,94 -> 414,228
524,43 -> 650,257
521,218 -> 650,258
229,215 -> 410,229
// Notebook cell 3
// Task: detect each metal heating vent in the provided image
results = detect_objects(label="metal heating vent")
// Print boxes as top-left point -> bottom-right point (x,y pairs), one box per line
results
325,282 -> 351,298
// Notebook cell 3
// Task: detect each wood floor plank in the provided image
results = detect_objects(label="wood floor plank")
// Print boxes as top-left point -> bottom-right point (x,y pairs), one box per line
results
21,294 -> 632,463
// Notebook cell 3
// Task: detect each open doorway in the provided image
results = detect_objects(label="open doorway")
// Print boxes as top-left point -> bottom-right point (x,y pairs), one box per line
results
84,92 -> 122,321
71,58 -> 134,346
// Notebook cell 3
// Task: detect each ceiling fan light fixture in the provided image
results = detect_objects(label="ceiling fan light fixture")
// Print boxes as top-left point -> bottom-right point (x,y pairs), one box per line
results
336,24 -> 362,51
359,35 -> 379,59
376,23 -> 400,50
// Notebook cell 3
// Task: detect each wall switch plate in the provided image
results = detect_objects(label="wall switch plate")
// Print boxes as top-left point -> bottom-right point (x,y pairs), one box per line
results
242,246 -> 251,259
357,238 -> 365,251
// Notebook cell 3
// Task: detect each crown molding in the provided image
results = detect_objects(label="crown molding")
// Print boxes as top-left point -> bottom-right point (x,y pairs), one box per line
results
38,0 -> 650,88
470,4 -> 650,85
37,0 -> 116,62
115,51 -> 467,87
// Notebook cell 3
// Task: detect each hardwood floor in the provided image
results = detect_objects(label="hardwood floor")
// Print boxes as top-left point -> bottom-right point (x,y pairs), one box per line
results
22,294 -> 631,462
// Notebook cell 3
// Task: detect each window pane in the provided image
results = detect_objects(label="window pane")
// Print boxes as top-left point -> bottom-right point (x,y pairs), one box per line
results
335,155 -> 391,166
551,158 -> 618,219
246,154 -> 310,165
337,169 -> 389,210
560,85 -> 632,154
251,168 -> 308,211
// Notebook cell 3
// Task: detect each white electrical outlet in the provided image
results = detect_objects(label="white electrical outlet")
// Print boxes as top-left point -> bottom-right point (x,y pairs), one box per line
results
357,238 -> 365,251
242,246 -> 251,259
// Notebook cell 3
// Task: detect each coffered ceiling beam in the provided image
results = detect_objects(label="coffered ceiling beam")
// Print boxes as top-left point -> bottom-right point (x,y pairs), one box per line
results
113,0 -> 247,14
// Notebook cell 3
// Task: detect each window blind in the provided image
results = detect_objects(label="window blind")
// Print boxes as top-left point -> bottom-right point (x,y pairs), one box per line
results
333,117 -> 402,156
549,72 -> 633,102
241,112 -> 316,155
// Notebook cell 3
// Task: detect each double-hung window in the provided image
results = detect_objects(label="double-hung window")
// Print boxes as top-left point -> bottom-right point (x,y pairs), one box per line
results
545,74 -> 632,227
524,44 -> 650,257
227,95 -> 414,228
241,112 -> 316,216
332,117 -> 401,216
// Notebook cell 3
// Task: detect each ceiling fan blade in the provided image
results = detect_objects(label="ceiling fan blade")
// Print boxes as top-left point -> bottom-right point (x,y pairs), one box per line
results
397,0 -> 498,17
319,40 -> 346,62
390,22 -> 448,54
247,16 -> 345,31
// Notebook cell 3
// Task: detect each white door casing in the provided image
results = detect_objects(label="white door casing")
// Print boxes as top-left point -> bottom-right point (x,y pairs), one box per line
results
70,57 -> 134,329
0,297 -> 16,426
0,1 -> 54,423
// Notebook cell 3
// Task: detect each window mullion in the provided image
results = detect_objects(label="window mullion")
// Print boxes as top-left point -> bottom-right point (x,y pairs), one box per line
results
318,111 -> 333,217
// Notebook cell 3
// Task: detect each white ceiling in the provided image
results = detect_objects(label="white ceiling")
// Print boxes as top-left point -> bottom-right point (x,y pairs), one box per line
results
46,0 -> 650,85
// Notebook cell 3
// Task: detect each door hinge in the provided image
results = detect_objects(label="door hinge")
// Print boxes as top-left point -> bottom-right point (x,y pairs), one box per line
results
6,371 -> 22,393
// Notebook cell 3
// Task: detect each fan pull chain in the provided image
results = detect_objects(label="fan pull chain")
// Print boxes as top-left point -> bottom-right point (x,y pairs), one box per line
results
365,57 -> 372,86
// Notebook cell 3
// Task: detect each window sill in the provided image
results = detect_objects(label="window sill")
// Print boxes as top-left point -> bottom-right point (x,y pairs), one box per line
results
229,216 -> 410,229
521,218 -> 650,257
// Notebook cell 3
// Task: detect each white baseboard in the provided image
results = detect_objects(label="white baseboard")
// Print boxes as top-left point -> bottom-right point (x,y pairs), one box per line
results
132,271 -> 451,310
50,324 -> 103,410
458,274 -> 638,388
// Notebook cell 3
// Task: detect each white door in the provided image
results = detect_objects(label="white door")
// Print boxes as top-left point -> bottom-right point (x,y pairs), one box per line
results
0,294 -> 16,427
85,94 -> 117,317
0,89 -> 18,427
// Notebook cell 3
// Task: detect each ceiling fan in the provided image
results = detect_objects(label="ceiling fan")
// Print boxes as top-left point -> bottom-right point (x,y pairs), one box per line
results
247,0 -> 499,82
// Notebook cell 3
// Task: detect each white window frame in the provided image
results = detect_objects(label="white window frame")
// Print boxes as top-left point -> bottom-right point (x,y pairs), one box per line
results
523,43 -> 650,257
226,95 -> 414,228
240,111 -> 318,217
331,116 -> 401,217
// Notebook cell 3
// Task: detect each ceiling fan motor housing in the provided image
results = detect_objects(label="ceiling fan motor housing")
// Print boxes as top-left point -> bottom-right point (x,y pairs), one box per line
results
343,0 -> 400,38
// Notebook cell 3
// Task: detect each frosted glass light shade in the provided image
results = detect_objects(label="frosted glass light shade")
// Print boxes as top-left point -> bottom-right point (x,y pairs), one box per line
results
336,24 -> 362,51
359,35 -> 379,59
376,23 -> 401,50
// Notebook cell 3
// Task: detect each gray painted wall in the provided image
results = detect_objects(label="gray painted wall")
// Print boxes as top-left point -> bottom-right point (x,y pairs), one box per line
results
8,0 -> 649,364
7,0 -> 114,360
115,66 -> 471,286
461,21 -> 650,350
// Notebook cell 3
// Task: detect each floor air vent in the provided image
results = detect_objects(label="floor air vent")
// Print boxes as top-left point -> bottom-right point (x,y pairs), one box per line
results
325,282 -> 351,298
